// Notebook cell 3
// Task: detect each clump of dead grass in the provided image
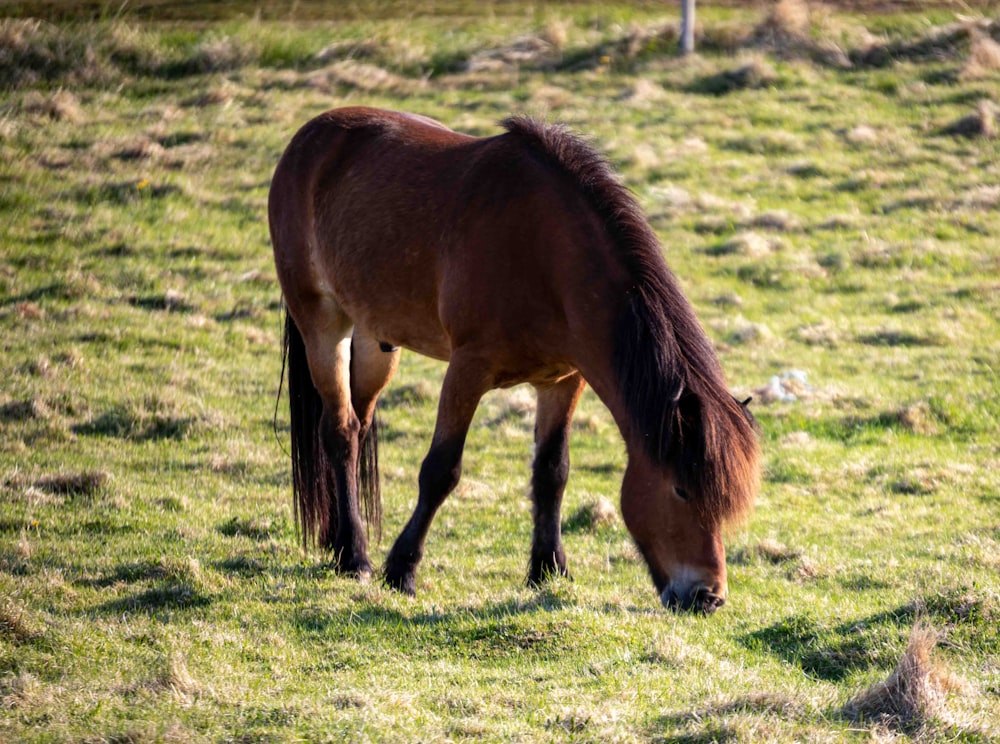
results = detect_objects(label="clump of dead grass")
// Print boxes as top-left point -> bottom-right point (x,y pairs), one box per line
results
114,136 -> 166,161
308,60 -> 419,94
606,23 -> 678,64
485,387 -> 535,426
892,402 -> 939,435
714,231 -> 775,258
740,0 -> 860,68
702,691 -> 805,719
190,34 -> 256,73
563,496 -> 617,533
757,0 -> 812,43
183,84 -> 237,108
731,538 -> 802,565
845,124 -> 880,146
4,468 -> 110,500
843,623 -> 971,735
0,599 -> 43,643
960,32 -> 1000,80
621,77 -> 667,104
154,651 -> 200,697
21,89 -> 83,122
690,57 -> 779,95
0,398 -> 48,423
33,469 -> 111,497
465,34 -> 562,73
940,99 -> 997,139
856,18 -> 1000,69
541,18 -> 571,52
314,39 -> 381,64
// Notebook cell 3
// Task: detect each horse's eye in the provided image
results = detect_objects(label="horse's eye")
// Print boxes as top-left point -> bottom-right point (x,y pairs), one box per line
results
674,487 -> 690,502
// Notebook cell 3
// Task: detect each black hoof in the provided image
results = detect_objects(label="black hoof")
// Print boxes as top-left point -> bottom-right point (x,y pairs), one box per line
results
384,567 -> 417,596
527,562 -> 571,588
334,551 -> 373,581
528,547 -> 570,587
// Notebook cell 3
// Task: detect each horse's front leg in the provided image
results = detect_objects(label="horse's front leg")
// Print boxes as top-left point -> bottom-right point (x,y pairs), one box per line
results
528,374 -> 586,586
383,353 -> 491,596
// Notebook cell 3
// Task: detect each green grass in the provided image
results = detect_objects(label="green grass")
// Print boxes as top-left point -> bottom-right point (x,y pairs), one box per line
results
2,1 -> 999,741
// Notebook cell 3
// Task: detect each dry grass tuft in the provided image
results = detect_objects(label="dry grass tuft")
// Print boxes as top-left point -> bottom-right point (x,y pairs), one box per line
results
191,34 -> 255,72
716,231 -> 774,258
485,386 -> 536,425
114,136 -> 166,161
314,39 -> 381,64
381,380 -> 435,408
541,18 -> 571,51
961,32 -> 1000,80
795,320 -> 840,349
529,83 -> 573,110
893,402 -> 939,435
160,652 -> 199,697
843,623 -> 967,734
33,469 -> 110,496
0,18 -> 46,52
1,672 -> 39,709
692,57 -> 778,94
715,315 -> 774,347
309,60 -> 419,93
0,398 -> 49,422
21,89 -> 83,122
845,124 -> 880,145
466,34 -> 561,73
623,77 -> 667,104
184,86 -> 235,108
708,691 -> 804,718
13,301 -> 45,320
768,0 -> 811,38
0,599 -> 43,643
752,210 -> 800,232
740,0 -> 856,68
564,496 -> 618,532
751,0 -> 811,47
941,99 -> 997,139
732,538 -> 802,565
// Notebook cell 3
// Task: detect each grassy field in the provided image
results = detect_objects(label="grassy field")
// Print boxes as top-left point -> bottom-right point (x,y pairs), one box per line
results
2,1 -> 999,741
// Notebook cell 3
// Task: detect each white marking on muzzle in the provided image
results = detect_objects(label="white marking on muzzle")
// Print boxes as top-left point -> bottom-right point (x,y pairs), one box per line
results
659,564 -> 726,609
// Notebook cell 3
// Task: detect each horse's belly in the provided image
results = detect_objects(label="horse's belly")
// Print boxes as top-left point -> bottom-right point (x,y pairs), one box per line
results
336,287 -> 451,361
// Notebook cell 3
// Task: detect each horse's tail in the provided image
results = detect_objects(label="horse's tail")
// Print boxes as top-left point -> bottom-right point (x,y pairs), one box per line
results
357,406 -> 382,543
283,309 -> 336,550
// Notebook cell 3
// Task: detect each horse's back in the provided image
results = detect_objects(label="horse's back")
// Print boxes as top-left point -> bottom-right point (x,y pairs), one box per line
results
269,107 -> 618,380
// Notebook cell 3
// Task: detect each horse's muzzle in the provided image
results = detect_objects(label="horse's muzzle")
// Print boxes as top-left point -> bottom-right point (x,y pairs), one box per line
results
661,585 -> 726,614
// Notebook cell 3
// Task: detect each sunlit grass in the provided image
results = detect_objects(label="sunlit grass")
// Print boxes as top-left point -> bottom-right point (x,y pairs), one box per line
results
2,1 -> 999,742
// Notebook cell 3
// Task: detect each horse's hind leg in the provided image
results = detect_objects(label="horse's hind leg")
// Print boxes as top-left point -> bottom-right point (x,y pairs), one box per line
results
384,352 -> 492,595
528,373 -> 585,586
351,332 -> 400,439
297,302 -> 372,577
349,331 -> 401,541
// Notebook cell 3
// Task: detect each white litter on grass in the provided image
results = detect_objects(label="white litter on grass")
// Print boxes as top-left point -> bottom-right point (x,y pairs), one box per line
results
758,369 -> 812,403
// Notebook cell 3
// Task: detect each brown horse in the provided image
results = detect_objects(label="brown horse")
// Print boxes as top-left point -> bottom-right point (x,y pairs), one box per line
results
269,107 -> 760,613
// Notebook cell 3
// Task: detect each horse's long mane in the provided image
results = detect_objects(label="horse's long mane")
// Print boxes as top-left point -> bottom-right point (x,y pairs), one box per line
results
501,116 -> 760,525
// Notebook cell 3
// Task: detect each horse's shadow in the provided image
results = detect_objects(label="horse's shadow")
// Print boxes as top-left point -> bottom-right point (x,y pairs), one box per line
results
82,550 -> 659,626
288,589 -> 653,667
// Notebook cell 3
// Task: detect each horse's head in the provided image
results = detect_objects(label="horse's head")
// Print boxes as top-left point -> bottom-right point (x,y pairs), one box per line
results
620,395 -> 760,614
620,460 -> 729,613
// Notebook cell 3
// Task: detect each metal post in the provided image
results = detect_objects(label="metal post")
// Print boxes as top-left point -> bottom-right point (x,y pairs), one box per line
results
680,0 -> 695,56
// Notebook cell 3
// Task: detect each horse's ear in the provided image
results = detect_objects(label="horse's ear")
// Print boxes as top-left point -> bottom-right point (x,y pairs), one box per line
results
734,394 -> 761,433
